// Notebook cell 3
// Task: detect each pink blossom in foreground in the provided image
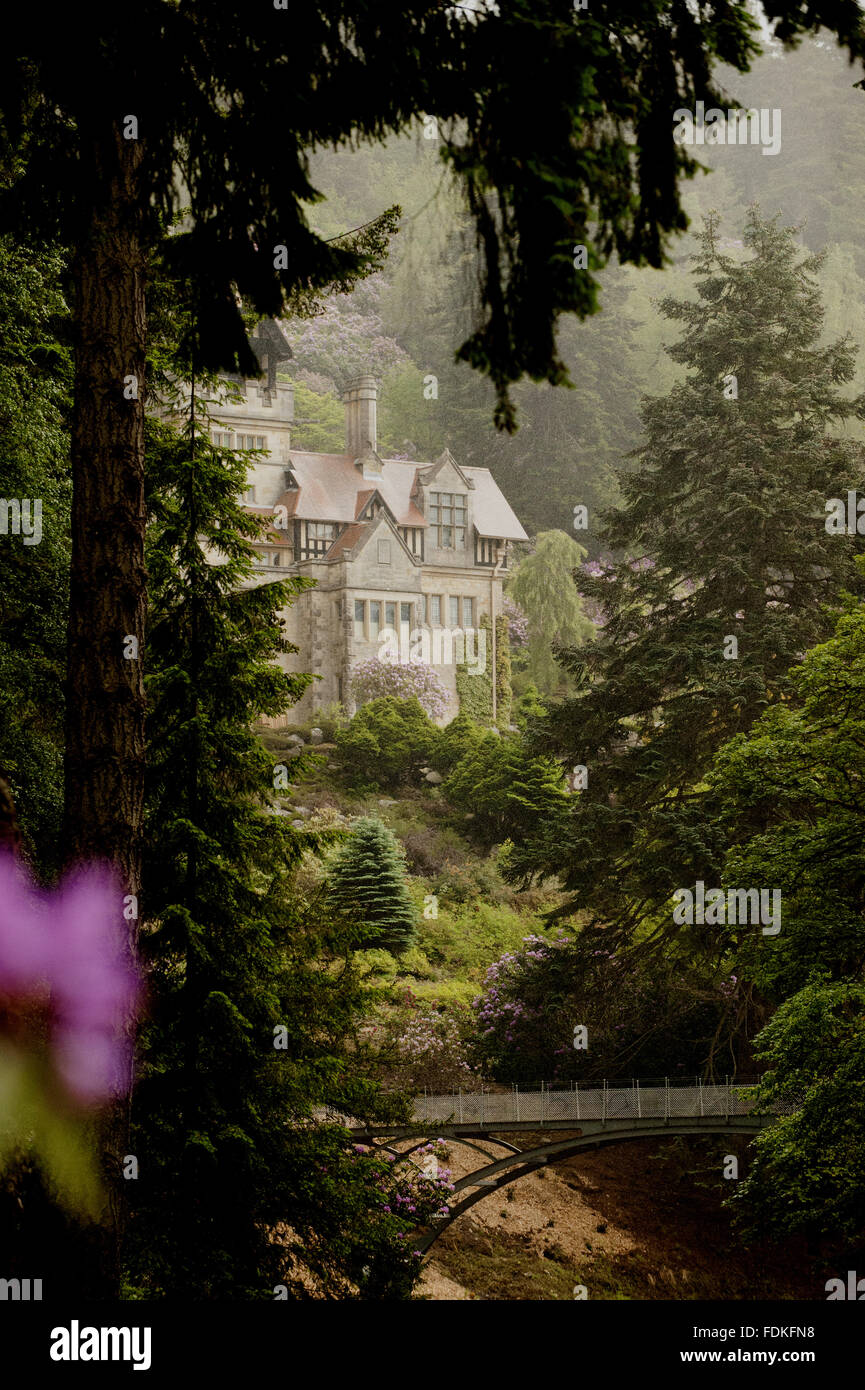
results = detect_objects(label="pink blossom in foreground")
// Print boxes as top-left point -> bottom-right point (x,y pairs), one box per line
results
0,853 -> 141,1104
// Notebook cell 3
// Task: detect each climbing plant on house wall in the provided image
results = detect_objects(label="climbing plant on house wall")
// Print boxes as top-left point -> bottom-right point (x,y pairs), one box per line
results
455,613 -> 512,729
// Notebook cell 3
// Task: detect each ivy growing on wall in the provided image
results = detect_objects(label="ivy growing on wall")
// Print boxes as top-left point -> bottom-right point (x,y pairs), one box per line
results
455,612 -> 512,729
495,614 -> 511,730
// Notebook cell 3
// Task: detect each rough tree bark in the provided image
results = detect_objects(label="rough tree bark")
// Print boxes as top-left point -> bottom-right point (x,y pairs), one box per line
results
64,120 -> 148,1298
66,122 -> 147,889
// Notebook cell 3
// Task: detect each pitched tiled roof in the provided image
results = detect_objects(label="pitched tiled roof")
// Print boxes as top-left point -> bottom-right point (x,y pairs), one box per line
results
323,523 -> 365,560
278,452 -> 425,527
463,467 -> 528,540
275,450 -> 526,541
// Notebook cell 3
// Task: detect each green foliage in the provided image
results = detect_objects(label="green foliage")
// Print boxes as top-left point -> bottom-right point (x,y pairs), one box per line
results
709,596 -> 865,1001
728,982 -> 865,1243
455,612 -> 512,728
495,615 -> 512,729
506,532 -> 594,697
328,817 -> 418,954
444,733 -> 569,848
455,615 -> 493,725
703,592 -> 865,1241
429,711 -> 485,776
129,382 -> 414,1298
0,238 -> 70,872
513,684 -> 548,732
286,379 -> 344,453
418,898 -> 551,987
533,209 -> 865,953
335,697 -> 440,789
378,361 -> 444,460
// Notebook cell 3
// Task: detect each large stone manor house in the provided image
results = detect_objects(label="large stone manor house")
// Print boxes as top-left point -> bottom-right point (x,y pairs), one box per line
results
210,322 -> 527,726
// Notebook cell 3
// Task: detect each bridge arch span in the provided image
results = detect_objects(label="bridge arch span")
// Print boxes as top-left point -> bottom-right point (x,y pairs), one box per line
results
414,1117 -> 765,1253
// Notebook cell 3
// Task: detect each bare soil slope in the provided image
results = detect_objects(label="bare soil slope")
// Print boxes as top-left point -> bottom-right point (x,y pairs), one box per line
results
416,1133 -> 821,1301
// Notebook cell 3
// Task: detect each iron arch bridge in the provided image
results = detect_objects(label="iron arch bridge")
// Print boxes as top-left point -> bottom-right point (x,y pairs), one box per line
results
342,1081 -> 790,1253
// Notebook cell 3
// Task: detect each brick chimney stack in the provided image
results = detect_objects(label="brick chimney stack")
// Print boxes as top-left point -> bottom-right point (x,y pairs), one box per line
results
343,375 -> 378,457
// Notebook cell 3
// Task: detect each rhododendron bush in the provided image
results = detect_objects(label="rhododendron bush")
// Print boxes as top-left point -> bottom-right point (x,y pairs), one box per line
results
350,658 -> 450,720
470,932 -> 724,1085
374,990 -> 479,1092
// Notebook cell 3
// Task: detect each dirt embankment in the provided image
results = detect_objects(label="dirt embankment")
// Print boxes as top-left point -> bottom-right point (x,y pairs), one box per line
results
414,1133 -> 826,1301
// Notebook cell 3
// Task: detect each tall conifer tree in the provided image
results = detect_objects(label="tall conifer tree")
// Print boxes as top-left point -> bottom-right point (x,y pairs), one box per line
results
328,819 -> 418,955
521,209 -> 865,953
5,0 -> 851,910
130,374 -> 410,1297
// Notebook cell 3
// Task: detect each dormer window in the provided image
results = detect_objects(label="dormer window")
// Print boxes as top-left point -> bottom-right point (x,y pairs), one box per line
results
429,492 -> 466,550
300,521 -> 336,558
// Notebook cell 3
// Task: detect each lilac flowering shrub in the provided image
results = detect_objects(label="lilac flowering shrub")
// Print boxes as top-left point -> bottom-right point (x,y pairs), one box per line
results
502,596 -> 529,648
0,852 -> 140,1104
350,658 -> 450,721
281,279 -> 409,388
470,931 -> 722,1085
347,1138 -> 455,1290
376,990 -> 480,1092
579,559 -> 613,627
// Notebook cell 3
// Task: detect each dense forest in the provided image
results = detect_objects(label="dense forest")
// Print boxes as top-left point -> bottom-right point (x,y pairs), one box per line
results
1,4 -> 864,1332
289,38 -> 865,544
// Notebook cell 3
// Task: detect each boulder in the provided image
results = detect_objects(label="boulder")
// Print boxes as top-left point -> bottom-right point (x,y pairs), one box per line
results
424,770 -> 443,785
285,733 -> 305,747
309,727 -> 324,744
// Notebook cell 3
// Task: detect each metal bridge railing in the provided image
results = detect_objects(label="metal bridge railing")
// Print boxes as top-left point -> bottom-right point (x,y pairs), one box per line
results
410,1080 -> 788,1127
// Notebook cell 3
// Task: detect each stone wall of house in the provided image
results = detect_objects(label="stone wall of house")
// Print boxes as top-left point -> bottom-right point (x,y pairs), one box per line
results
214,373 -> 513,731
264,558 -> 505,728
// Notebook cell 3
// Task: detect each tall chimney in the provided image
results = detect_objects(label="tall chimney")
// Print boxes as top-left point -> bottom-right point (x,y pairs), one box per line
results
343,375 -> 377,457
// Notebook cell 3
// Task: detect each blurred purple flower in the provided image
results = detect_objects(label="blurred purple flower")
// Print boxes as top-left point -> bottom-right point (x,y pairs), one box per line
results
0,853 -> 141,1104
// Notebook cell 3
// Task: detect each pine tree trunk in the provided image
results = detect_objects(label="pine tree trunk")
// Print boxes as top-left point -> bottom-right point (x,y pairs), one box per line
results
64,122 -> 148,1298
66,124 -> 147,891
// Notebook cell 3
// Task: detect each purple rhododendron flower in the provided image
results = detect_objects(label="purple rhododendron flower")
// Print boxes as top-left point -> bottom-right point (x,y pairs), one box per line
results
349,657 -> 449,720
502,596 -> 529,648
0,852 -> 141,1104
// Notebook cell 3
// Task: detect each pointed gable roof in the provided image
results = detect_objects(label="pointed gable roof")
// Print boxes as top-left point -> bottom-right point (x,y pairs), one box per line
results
463,467 -> 528,540
272,447 -> 525,542
275,451 -> 425,527
323,509 -> 419,566
415,447 -> 475,491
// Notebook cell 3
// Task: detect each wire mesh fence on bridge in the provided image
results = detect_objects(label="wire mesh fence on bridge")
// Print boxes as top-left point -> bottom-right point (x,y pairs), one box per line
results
409,1080 -> 788,1126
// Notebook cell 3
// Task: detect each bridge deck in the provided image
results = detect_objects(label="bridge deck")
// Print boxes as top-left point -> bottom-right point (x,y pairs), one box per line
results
340,1083 -> 792,1137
